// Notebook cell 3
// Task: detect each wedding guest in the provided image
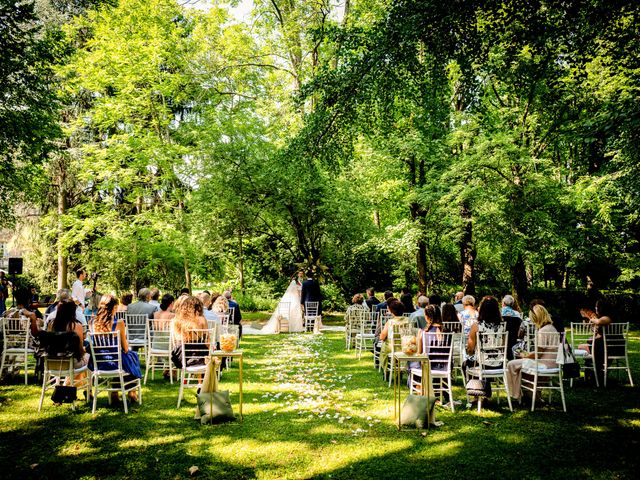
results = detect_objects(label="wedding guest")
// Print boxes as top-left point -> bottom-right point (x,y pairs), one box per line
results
379,298 -> 410,379
400,287 -> 415,314
211,294 -> 229,316
587,299 -> 612,384
410,295 -> 429,329
501,295 -> 522,318
441,303 -> 461,332
91,294 -> 142,402
149,288 -> 161,310
506,305 -> 559,401
223,290 -> 244,339
460,295 -> 478,346
365,288 -> 380,311
376,290 -> 394,313
71,269 -> 88,308
453,291 -> 464,312
345,294 -> 369,347
197,292 -> 219,324
154,294 -> 175,325
46,299 -> 90,371
465,296 -> 503,375
170,295 -> 209,368
117,293 -> 133,313
127,288 -> 158,317
44,289 -> 86,328
501,295 -> 522,360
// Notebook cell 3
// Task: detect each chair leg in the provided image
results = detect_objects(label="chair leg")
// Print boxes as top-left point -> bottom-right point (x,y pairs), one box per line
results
627,357 -> 634,386
121,375 -> 128,414
138,380 -> 142,405
24,353 -> 28,385
531,376 -> 538,412
177,371 -> 184,408
38,372 -> 49,412
92,376 -> 98,414
448,377 -> 455,413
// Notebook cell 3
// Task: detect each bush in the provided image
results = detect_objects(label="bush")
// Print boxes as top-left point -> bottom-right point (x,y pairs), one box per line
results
321,282 -> 347,312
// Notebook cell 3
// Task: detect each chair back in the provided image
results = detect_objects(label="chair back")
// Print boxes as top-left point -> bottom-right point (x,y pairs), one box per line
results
218,313 -> 231,327
2,316 -> 30,350
422,331 -> 454,372
148,318 -> 172,352
475,330 -> 508,369
277,302 -> 291,319
363,311 -> 378,335
124,314 -> 148,344
533,330 -> 561,364
388,320 -> 415,354
227,306 -> 235,321
180,328 -> 212,367
90,331 -> 122,371
305,302 -> 319,317
604,323 -> 629,359
570,322 -> 596,352
442,321 -> 462,333
502,315 -> 522,360
346,307 -> 366,330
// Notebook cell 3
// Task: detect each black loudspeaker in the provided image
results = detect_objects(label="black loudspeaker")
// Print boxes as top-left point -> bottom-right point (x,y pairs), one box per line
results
8,257 -> 23,275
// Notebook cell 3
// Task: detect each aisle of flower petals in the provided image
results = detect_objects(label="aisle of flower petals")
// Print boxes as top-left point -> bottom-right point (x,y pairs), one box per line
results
256,334 -> 382,436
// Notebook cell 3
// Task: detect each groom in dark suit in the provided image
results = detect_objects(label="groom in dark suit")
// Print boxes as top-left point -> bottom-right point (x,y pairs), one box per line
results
300,270 -> 322,315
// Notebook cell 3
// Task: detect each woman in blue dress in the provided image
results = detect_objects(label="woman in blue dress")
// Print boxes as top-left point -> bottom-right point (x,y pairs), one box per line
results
90,294 -> 142,403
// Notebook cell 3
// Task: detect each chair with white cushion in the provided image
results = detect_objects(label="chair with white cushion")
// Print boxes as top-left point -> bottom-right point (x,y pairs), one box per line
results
145,318 -> 173,384
409,332 -> 455,411
521,330 -> 565,412
466,330 -> 513,412
176,328 -> 212,408
603,323 -> 633,387
570,323 -> 599,387
304,302 -> 320,332
124,313 -> 148,351
0,316 -> 36,384
355,311 -> 377,360
89,331 -> 142,414
38,331 -> 90,412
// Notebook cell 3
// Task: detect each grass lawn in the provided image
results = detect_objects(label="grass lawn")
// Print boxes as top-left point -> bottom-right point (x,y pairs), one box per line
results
1,316 -> 638,479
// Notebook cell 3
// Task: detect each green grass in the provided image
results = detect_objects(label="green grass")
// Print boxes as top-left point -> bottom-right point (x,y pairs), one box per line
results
1,320 -> 639,480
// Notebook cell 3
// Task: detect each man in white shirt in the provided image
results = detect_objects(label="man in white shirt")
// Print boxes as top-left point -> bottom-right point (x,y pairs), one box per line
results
71,269 -> 88,308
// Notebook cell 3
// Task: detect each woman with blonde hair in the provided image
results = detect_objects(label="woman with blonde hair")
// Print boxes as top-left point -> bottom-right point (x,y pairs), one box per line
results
505,304 -> 559,402
170,295 -> 209,368
211,294 -> 229,316
91,294 -> 142,402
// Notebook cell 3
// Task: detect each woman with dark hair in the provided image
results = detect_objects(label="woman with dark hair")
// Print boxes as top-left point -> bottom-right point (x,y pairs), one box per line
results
91,294 -> 142,402
587,299 -> 612,384
466,296 -> 502,355
117,292 -> 133,313
49,299 -> 89,370
378,298 -> 409,378
441,303 -> 460,332
400,288 -> 415,314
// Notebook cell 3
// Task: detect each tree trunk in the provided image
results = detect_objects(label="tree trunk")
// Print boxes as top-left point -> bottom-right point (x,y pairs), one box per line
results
373,209 -> 380,228
416,239 -> 427,294
511,253 -> 528,307
238,229 -> 245,291
460,202 -> 476,295
183,256 -> 191,294
57,174 -> 68,290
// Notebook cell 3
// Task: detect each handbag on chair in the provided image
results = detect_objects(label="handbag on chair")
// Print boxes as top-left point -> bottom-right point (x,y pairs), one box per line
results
556,333 -> 580,379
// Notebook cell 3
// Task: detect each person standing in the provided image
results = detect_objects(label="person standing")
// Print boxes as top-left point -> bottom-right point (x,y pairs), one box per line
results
0,271 -> 8,316
301,270 -> 322,332
71,269 -> 88,308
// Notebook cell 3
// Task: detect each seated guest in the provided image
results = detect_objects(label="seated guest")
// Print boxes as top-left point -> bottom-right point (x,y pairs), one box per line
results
460,295 -> 478,345
586,299 -> 612,384
400,287 -> 415,314
365,288 -> 380,311
197,292 -> 219,324
117,292 -> 133,313
453,291 -> 464,312
223,290 -> 244,338
441,302 -> 461,332
410,305 -> 450,395
154,294 -> 175,324
379,298 -> 409,378
170,295 -> 209,368
506,305 -> 559,401
501,295 -> 522,360
91,294 -> 141,402
46,299 -> 90,371
376,290 -> 394,314
465,296 -> 502,374
179,287 -> 190,296
44,289 -> 87,328
149,288 -> 161,310
410,295 -> 429,329
127,288 -> 158,317
211,294 -> 229,317
345,294 -> 369,345
501,295 -> 522,318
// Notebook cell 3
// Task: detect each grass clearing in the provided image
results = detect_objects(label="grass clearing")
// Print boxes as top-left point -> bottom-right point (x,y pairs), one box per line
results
1,317 -> 638,479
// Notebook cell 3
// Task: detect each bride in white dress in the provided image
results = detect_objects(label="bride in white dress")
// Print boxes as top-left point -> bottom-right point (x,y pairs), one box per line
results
261,272 -> 305,334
